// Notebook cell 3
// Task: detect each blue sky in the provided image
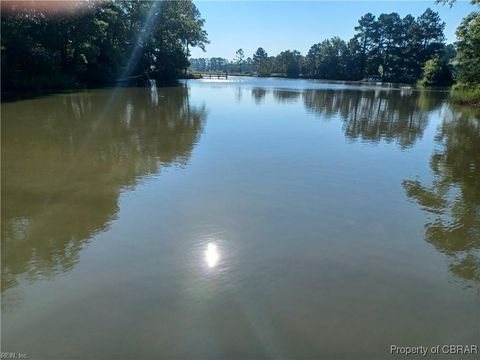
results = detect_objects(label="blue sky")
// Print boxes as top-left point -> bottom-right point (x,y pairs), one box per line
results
190,0 -> 475,59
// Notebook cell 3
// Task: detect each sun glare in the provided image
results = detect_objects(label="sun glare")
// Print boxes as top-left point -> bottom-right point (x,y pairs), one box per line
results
205,243 -> 220,268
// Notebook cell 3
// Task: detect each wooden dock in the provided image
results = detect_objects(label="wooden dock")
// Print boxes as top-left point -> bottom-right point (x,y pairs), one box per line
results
197,72 -> 229,80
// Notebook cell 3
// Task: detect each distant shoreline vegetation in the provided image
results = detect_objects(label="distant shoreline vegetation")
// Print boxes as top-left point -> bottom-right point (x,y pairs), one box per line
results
190,9 -> 453,84
189,2 -> 479,106
1,1 -> 478,106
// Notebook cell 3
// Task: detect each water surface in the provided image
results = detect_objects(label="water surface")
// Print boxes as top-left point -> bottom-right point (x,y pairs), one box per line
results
2,77 -> 479,359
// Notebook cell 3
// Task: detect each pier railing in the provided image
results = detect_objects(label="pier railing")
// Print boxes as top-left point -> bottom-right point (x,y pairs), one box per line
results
196,72 -> 229,80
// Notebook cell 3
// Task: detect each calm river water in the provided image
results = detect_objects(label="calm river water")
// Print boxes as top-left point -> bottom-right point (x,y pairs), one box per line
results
1,77 -> 479,359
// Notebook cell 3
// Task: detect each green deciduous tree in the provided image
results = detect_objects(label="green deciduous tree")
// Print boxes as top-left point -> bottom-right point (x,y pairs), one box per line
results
455,10 -> 480,85
421,57 -> 453,85
1,0 -> 209,90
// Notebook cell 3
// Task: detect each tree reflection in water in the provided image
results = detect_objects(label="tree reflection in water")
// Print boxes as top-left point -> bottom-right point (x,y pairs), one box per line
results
302,88 -> 446,148
275,85 -> 478,285
251,87 -> 268,105
1,86 -> 207,293
402,106 -> 480,286
273,89 -> 301,104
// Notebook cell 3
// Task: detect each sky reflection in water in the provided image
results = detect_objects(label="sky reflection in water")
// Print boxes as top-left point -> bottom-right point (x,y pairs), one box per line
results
1,78 -> 479,359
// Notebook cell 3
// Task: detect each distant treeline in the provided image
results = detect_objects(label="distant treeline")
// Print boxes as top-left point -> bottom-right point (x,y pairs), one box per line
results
1,0 -> 478,100
1,0 -> 208,90
190,6 -> 478,88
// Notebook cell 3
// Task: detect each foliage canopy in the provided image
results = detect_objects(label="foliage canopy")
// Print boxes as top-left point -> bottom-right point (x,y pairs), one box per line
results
1,0 -> 209,90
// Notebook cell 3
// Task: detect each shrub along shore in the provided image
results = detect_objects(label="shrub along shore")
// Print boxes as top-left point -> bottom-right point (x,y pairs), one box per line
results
451,85 -> 480,107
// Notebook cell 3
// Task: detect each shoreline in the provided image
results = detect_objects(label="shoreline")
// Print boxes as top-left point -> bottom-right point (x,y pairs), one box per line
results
2,76 -> 478,108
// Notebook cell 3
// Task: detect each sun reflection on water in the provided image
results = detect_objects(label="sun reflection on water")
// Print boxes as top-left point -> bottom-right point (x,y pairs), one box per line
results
205,243 -> 220,268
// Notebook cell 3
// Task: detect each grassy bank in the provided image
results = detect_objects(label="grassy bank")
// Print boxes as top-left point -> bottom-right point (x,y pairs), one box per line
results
451,84 -> 480,107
